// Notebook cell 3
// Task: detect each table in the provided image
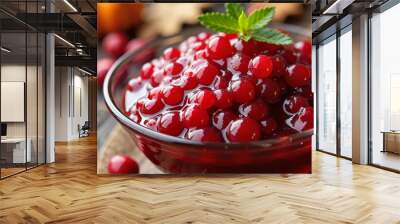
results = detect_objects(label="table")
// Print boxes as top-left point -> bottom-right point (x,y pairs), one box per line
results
381,131 -> 400,154
1,138 -> 31,163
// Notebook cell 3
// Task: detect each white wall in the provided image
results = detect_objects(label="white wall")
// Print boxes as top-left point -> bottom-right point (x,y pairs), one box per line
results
54,67 -> 89,141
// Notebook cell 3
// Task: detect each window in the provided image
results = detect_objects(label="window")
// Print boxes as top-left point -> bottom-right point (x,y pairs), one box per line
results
317,36 -> 337,154
370,3 -> 400,171
339,28 -> 352,158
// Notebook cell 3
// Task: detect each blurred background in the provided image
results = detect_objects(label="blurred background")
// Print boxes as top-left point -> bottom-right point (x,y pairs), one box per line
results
97,3 -> 311,173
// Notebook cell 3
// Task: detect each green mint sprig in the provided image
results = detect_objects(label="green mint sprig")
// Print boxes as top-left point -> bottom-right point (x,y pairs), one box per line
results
198,3 -> 292,45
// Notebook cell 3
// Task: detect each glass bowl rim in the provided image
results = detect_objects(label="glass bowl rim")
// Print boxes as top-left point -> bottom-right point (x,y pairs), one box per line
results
103,28 -> 313,149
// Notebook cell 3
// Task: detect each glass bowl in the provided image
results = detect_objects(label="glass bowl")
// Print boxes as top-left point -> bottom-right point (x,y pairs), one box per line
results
103,26 -> 313,173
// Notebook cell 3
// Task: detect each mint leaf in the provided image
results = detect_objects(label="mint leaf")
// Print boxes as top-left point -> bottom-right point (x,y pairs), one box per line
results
252,28 -> 293,45
225,3 -> 243,19
248,7 -> 274,30
238,11 -> 249,34
198,12 -> 239,34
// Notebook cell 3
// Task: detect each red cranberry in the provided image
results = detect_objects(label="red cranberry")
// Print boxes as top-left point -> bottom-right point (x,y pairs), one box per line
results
214,89 -> 233,109
238,99 -> 269,121
161,85 -> 184,105
148,86 -> 162,99
207,35 -> 235,59
181,105 -> 209,128
140,63 -> 154,80
97,58 -> 114,86
127,78 -> 142,92
295,40 -> 311,65
257,78 -> 282,103
158,111 -> 183,136
294,86 -> 313,99
197,32 -> 210,41
195,61 -> 220,85
281,45 -> 298,64
212,110 -> 237,130
226,117 -> 261,142
140,97 -> 164,115
249,55 -> 273,79
227,53 -> 251,74
271,55 -> 287,77
108,155 -> 139,174
174,72 -> 198,90
191,89 -> 217,110
150,70 -> 164,87
230,78 -> 256,104
186,127 -> 222,142
285,64 -> 311,87
165,62 -> 183,77
143,116 -> 159,131
163,47 -> 181,61
283,95 -> 310,115
260,117 -> 278,136
234,39 -> 257,56
287,106 -> 313,131
102,32 -> 129,58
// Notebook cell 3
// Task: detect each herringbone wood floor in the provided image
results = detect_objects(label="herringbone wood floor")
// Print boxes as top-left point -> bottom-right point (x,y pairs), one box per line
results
1,135 -> 400,224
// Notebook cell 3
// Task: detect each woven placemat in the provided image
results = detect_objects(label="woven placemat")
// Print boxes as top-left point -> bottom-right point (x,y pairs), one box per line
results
98,124 -> 163,174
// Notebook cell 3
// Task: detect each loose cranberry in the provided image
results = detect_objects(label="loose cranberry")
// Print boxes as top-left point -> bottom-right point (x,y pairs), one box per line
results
108,155 -> 139,174
260,117 -> 278,136
140,97 -> 164,115
227,53 -> 251,74
191,89 -> 217,109
271,55 -> 287,77
207,35 -> 235,59
285,64 -> 311,87
127,77 -> 142,92
161,85 -> 184,105
249,55 -> 273,79
195,61 -> 220,85
181,105 -> 209,128
194,49 -> 209,60
140,63 -> 154,80
214,89 -> 233,109
238,99 -> 269,121
230,78 -> 256,104
186,127 -> 222,142
158,111 -> 183,136
212,110 -> 237,130
150,70 -> 164,87
97,58 -> 114,86
165,62 -> 183,77
283,95 -> 310,115
163,47 -> 181,61
257,78 -> 282,103
226,117 -> 261,142
286,106 -> 313,131
102,32 -> 129,58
